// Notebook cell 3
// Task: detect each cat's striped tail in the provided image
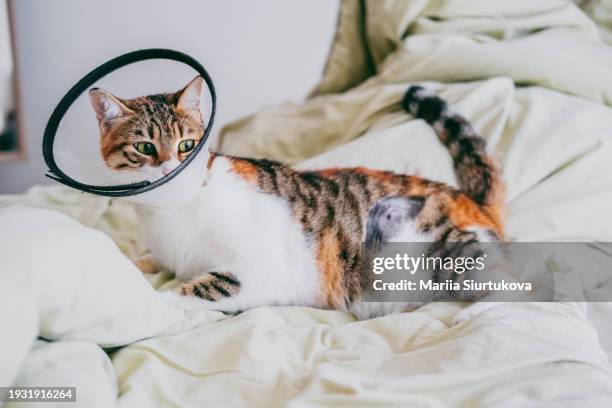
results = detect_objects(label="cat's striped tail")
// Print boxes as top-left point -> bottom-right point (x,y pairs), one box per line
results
401,86 -> 504,226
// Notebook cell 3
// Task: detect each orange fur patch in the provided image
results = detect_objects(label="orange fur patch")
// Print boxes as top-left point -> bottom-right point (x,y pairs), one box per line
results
230,159 -> 259,184
353,167 -> 396,184
317,229 -> 345,308
206,152 -> 218,170
315,168 -> 343,178
449,195 -> 500,233
405,176 -> 430,195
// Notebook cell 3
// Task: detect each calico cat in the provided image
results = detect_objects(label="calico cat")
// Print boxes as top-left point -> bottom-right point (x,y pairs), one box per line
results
89,78 -> 504,320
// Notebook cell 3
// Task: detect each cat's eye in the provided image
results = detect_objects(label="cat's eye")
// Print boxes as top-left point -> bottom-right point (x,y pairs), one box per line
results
134,142 -> 156,156
178,139 -> 196,153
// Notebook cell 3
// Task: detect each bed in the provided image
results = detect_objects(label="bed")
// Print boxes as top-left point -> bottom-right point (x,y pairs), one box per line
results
2,1 -> 612,406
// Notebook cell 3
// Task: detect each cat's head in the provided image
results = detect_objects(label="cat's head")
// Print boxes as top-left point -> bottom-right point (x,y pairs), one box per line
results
89,76 -> 205,180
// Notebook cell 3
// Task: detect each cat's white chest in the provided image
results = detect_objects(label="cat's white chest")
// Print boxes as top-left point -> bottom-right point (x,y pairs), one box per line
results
137,157 -> 321,306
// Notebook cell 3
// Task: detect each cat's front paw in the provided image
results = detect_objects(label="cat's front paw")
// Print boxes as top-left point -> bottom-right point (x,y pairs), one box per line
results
160,290 -> 209,311
178,272 -> 241,301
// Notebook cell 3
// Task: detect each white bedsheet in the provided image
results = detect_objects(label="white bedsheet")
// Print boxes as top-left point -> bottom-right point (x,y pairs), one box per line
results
1,201 -> 611,406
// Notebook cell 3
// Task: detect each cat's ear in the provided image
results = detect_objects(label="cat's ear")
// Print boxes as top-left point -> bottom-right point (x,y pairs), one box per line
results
176,76 -> 203,111
89,88 -> 132,128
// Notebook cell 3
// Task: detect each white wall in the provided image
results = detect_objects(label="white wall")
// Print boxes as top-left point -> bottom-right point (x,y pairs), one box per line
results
0,0 -> 339,193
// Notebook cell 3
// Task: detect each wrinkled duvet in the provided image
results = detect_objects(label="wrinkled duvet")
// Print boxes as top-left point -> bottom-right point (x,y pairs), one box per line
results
2,0 -> 612,406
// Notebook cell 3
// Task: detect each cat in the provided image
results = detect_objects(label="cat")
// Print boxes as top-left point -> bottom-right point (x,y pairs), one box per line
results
89,78 -> 504,321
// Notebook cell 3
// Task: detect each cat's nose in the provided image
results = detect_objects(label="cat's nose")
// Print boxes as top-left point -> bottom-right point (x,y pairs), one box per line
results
160,158 -> 181,176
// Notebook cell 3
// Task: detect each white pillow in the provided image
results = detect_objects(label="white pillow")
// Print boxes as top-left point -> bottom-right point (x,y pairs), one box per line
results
0,206 -> 220,386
